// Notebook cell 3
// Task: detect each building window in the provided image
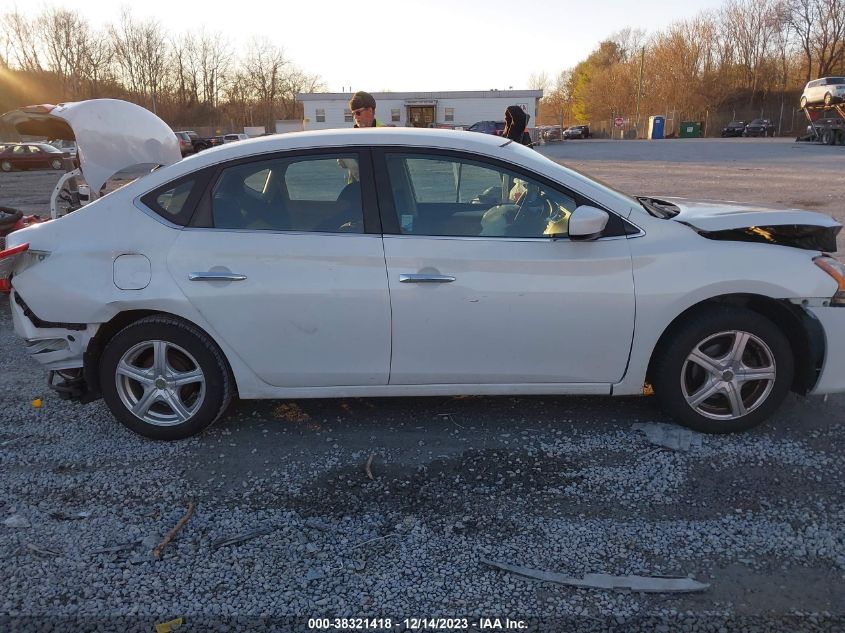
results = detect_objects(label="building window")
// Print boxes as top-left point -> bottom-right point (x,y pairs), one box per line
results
391,108 -> 400,123
445,107 -> 454,122
344,110 -> 353,123
316,108 -> 326,123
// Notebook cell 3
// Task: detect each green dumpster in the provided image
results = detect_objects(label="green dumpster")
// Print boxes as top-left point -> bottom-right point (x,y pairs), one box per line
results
679,121 -> 702,138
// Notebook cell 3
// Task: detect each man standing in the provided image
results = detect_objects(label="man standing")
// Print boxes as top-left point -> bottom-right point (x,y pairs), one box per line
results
349,91 -> 382,128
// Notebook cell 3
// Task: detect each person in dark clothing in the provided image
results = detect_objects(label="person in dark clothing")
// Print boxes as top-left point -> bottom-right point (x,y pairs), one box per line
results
349,91 -> 382,128
503,105 -> 533,146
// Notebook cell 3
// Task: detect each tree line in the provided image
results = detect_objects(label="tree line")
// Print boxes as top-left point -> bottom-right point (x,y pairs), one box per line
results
0,8 -> 323,133
535,0 -> 845,135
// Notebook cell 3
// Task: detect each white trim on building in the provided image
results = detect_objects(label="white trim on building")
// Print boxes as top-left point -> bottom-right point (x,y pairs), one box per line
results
296,90 -> 543,130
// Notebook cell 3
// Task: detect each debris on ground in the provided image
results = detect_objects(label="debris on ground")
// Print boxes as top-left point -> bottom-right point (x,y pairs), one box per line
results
632,422 -> 703,451
365,454 -> 375,480
153,502 -> 195,559
3,515 -> 31,528
481,559 -> 710,593
212,525 -> 278,550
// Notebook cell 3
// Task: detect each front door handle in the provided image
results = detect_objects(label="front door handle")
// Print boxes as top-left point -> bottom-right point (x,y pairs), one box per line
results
189,272 -> 247,281
399,274 -> 456,283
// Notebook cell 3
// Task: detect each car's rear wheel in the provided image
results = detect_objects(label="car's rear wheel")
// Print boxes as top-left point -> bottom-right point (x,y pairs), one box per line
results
652,307 -> 793,434
0,160 -> 11,172
99,316 -> 234,440
50,158 -> 63,170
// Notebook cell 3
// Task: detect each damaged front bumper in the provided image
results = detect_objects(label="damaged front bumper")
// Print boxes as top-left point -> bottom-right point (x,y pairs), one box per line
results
807,305 -> 845,394
10,290 -> 97,370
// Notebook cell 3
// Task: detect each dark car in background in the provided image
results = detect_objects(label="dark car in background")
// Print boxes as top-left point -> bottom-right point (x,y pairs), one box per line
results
541,126 -> 564,141
720,121 -> 746,137
466,120 -> 505,135
563,125 -> 591,139
743,118 -> 777,137
0,142 -> 75,171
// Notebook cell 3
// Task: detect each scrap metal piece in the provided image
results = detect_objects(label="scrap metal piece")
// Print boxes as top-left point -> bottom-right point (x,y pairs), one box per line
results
212,525 -> 278,550
481,559 -> 709,593
632,422 -> 703,451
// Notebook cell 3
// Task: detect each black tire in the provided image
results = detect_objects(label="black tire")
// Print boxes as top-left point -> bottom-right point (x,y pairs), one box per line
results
822,130 -> 835,145
652,307 -> 793,434
99,315 -> 234,440
0,160 -> 12,172
51,158 -> 63,170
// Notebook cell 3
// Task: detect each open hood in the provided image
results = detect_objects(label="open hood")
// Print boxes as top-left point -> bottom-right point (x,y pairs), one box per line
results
657,197 -> 842,252
0,99 -> 180,194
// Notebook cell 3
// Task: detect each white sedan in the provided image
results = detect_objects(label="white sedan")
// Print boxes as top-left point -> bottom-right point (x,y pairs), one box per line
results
2,99 -> 845,440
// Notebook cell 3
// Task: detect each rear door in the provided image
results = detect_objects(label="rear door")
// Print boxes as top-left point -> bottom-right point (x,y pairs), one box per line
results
165,148 -> 392,388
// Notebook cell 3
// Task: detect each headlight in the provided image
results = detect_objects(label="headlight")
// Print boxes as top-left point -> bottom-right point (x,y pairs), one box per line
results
814,256 -> 845,305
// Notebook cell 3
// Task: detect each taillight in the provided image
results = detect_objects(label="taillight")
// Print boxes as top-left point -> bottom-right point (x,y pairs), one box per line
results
0,242 -> 29,292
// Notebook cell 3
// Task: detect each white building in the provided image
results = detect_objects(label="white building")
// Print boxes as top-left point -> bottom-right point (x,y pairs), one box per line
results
296,90 -> 543,130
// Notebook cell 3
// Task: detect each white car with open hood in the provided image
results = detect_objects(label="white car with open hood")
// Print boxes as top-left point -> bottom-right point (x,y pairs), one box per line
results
2,99 -> 845,440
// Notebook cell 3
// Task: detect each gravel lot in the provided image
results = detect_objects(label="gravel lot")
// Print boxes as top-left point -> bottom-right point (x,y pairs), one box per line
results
1,138 -> 844,632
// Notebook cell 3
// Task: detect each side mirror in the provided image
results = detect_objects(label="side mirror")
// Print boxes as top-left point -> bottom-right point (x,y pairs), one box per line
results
568,205 -> 609,241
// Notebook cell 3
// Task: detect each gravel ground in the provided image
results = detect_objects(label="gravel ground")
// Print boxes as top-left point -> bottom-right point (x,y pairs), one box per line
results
1,140 -> 844,632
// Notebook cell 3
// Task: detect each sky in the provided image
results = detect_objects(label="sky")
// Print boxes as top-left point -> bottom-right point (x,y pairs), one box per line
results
10,0 -> 727,92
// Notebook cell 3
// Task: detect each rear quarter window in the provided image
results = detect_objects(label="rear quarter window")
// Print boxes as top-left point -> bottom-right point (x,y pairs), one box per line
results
140,170 -> 211,226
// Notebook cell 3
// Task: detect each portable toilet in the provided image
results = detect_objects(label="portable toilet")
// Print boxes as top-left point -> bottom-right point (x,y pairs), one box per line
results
648,115 -> 665,139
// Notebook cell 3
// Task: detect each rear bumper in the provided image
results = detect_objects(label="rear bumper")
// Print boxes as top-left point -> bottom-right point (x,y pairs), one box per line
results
10,290 -> 97,370
808,305 -> 845,394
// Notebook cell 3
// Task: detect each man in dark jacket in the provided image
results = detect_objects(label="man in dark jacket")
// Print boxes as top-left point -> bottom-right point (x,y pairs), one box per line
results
503,105 -> 532,146
349,91 -> 382,128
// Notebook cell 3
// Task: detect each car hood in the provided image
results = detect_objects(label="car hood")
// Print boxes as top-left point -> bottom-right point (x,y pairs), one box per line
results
0,99 -> 180,194
661,197 -> 841,252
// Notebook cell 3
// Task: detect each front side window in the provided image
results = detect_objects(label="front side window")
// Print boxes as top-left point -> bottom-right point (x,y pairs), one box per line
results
384,153 -> 579,238
211,153 -> 364,233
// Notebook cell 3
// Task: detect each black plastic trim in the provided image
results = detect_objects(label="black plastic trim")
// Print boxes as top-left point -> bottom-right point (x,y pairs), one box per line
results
14,291 -> 86,331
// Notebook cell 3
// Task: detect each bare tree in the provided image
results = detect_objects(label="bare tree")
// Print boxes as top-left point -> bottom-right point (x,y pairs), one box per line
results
527,71 -> 550,92
788,0 -> 845,80
38,8 -> 91,99
109,9 -> 169,113
241,37 -> 289,130
2,11 -> 43,72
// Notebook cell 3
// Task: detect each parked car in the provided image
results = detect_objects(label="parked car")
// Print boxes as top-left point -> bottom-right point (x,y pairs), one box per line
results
3,98 -> 845,441
223,133 -> 250,143
541,126 -> 563,142
179,130 -> 221,152
174,131 -> 194,157
563,125 -> 591,139
743,119 -> 776,137
0,142 -> 75,172
465,121 -> 506,136
48,139 -> 78,156
720,121 -> 746,137
800,77 -> 845,108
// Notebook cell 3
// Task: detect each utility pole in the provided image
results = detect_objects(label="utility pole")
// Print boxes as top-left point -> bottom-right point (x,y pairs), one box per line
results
635,47 -> 645,139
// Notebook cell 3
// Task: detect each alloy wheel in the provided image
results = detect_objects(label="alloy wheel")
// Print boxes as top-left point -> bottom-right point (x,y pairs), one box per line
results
114,340 -> 206,426
680,330 -> 776,421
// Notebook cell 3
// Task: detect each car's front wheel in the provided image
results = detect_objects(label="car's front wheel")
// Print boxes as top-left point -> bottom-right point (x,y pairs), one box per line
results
652,307 -> 793,433
99,316 -> 234,440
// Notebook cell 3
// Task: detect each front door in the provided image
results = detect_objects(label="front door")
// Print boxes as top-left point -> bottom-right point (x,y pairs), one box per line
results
166,150 -> 391,388
376,150 -> 636,385
408,106 -> 435,128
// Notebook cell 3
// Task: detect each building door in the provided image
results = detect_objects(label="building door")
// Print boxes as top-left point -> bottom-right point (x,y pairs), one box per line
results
408,106 -> 435,128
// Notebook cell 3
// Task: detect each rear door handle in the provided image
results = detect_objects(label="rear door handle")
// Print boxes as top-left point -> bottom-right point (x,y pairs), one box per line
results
399,274 -> 456,283
189,272 -> 247,281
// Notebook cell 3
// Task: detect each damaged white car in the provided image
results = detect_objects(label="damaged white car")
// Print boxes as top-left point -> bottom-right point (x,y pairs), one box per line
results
2,99 -> 845,440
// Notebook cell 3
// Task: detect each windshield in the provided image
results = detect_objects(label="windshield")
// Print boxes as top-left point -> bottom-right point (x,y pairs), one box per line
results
535,152 -> 638,209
